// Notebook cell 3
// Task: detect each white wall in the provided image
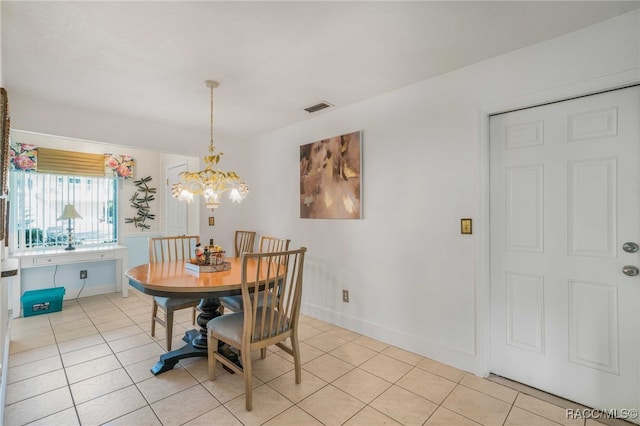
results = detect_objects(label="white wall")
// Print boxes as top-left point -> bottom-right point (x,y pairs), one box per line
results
8,94 -> 259,260
10,130 -> 198,234
9,93 -> 208,157
256,11 -> 640,374
9,130 -> 199,296
195,135 -> 259,254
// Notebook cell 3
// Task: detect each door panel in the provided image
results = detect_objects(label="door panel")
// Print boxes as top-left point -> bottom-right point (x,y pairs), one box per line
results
505,165 -> 544,252
567,158 -> 616,257
568,280 -> 618,374
505,272 -> 544,353
166,164 -> 188,236
490,86 -> 640,415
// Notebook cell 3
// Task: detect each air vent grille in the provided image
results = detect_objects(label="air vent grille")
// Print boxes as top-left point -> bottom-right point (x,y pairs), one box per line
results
304,101 -> 333,113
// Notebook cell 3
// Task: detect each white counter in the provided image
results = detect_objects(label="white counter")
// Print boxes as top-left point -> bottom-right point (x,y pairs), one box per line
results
10,245 -> 129,318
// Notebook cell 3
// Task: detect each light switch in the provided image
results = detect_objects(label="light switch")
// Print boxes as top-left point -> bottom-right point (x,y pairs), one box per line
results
461,218 -> 472,235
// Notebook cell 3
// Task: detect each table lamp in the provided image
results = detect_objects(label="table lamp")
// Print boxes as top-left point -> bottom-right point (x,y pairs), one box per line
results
58,204 -> 82,251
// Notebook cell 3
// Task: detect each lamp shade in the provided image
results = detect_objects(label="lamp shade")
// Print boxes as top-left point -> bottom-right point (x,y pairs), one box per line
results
58,204 -> 82,220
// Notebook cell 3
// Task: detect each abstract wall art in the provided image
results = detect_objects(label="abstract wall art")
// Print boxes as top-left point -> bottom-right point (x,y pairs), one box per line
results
300,130 -> 362,219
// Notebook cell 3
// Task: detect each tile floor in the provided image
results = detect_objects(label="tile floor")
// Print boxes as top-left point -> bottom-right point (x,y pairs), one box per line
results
3,289 -> 632,426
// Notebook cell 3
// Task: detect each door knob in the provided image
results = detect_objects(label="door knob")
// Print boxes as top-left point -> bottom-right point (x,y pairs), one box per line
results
622,265 -> 639,277
623,242 -> 639,253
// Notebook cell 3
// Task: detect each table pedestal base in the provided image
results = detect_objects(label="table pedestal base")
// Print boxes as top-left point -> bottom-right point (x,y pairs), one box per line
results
150,297 -> 240,376
151,329 -> 205,375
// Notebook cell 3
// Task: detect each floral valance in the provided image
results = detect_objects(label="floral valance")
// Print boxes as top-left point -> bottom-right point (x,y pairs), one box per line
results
10,142 -> 135,179
105,154 -> 134,180
10,143 -> 37,172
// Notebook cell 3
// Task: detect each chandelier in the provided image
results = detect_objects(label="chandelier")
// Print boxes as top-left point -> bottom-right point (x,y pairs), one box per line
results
171,80 -> 248,209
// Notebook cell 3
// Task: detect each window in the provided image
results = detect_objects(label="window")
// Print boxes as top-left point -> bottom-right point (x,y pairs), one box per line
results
10,171 -> 118,252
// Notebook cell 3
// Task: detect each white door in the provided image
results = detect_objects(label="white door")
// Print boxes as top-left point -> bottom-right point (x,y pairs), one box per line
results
490,86 -> 640,414
166,164 -> 188,236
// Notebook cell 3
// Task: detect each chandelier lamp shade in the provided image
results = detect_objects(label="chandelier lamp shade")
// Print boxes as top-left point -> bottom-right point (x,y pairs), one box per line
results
171,80 -> 249,210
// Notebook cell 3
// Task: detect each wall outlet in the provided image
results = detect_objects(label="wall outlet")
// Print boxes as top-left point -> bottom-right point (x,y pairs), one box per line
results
80,270 -> 88,279
342,290 -> 349,303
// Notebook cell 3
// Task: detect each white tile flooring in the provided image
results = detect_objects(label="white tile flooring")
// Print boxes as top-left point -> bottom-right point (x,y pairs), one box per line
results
3,289 -> 632,425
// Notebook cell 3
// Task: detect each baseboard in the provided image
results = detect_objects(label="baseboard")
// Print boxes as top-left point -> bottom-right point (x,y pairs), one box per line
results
63,283 -> 117,301
301,302 -> 480,375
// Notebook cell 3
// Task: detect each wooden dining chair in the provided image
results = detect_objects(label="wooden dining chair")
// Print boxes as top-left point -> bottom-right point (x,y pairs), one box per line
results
207,247 -> 307,411
234,230 -> 256,258
216,230 -> 256,314
257,235 -> 291,254
149,235 -> 201,350
218,235 -> 290,313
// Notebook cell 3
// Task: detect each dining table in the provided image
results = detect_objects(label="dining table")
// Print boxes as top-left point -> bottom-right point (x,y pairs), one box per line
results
125,257 -> 260,375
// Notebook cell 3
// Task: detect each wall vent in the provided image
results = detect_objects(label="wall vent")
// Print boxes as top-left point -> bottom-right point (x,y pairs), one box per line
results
304,101 -> 333,113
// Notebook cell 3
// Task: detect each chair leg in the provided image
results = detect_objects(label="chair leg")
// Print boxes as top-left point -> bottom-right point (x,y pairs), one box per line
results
242,346 -> 253,411
207,333 -> 218,381
151,301 -> 158,337
291,332 -> 302,384
166,310 -> 174,351
260,348 -> 267,359
192,307 -> 196,325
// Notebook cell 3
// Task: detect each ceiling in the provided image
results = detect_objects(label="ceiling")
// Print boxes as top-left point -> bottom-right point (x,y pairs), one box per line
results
2,1 -> 639,142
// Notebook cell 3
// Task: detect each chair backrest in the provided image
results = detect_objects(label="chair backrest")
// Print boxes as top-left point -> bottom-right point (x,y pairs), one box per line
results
234,230 -> 257,258
241,247 -> 306,344
258,235 -> 291,253
149,235 -> 200,263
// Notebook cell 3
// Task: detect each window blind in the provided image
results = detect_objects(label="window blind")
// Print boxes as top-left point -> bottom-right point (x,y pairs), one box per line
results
10,171 -> 117,252
37,148 -> 105,177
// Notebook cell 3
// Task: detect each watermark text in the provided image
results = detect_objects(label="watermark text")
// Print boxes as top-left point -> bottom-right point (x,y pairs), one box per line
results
566,408 -> 639,420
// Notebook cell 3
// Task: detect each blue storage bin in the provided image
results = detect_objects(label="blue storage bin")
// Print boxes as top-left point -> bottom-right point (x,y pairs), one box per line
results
21,287 -> 65,317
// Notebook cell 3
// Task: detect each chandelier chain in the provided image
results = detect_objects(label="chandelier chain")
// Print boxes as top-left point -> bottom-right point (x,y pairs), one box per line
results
210,82 -> 214,154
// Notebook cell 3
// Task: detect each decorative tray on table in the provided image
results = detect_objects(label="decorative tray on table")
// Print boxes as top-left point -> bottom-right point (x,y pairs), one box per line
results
185,261 -> 231,273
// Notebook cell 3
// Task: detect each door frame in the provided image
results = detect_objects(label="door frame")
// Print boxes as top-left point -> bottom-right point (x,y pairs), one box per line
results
475,70 -> 640,377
